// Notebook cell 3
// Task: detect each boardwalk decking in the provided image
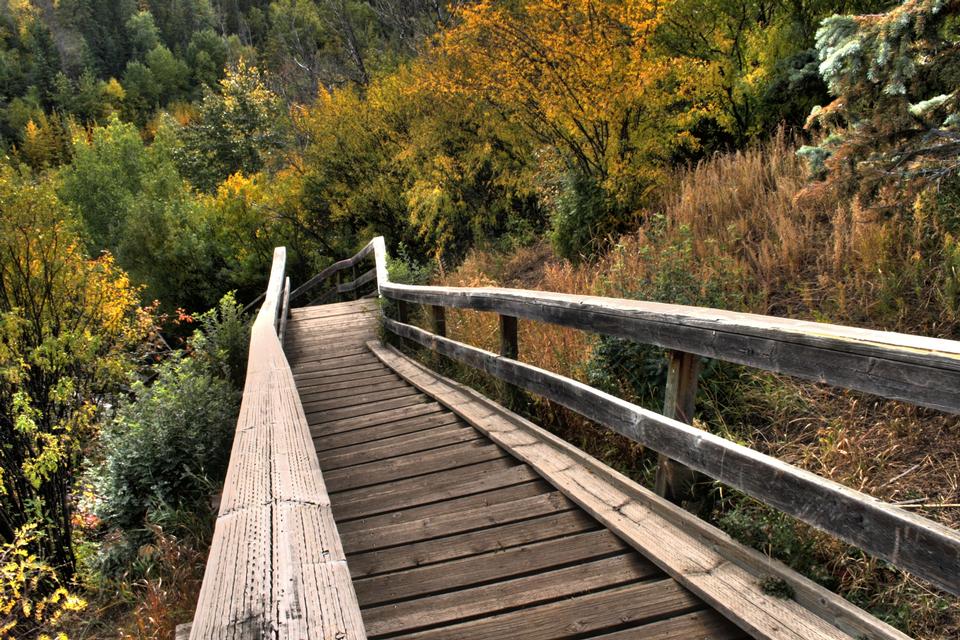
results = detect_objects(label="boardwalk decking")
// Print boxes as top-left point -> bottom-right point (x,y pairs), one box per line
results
285,298 -> 746,639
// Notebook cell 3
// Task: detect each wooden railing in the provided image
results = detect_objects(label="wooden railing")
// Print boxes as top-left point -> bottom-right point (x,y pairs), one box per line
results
292,236 -> 960,597
190,247 -> 366,639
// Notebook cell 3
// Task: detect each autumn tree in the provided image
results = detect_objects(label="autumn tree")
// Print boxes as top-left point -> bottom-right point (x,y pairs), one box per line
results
427,0 -> 708,258
0,167 -> 146,579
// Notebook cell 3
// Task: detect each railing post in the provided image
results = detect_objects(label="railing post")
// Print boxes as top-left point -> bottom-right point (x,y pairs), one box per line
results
499,314 -> 521,408
351,264 -> 359,300
335,270 -> 343,303
654,350 -> 703,503
431,305 -> 446,337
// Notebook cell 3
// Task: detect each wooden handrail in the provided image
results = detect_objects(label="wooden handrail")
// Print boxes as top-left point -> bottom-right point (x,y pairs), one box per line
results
288,240 -> 378,303
290,235 -> 959,596
380,284 -> 960,414
190,247 -> 366,639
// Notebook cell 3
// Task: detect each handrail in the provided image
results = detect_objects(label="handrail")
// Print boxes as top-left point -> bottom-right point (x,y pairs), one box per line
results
190,247 -> 366,639
293,235 -> 959,596
288,240 -> 377,303
380,285 -> 960,414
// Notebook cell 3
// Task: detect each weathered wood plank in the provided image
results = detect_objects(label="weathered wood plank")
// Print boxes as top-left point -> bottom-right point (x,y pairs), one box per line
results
306,394 -> 429,423
323,441 -> 509,493
190,247 -> 366,640
300,378 -> 409,404
316,422 -> 481,470
330,459 -> 531,520
352,529 -> 629,606
377,322 -> 960,597
362,553 -> 660,637
337,481 -> 549,535
312,402 -> 446,437
315,411 -> 462,451
389,580 -> 703,640
346,510 -> 599,578
342,491 -> 574,554
589,610 -> 748,640
301,386 -> 423,414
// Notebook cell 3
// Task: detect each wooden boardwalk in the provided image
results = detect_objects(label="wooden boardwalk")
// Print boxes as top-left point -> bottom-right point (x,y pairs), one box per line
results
285,298 -> 746,639
191,240 -> 957,639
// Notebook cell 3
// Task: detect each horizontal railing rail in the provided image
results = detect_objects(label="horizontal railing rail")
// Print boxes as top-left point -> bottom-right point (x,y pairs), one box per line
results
288,240 -> 379,305
287,235 -> 960,596
190,247 -> 365,638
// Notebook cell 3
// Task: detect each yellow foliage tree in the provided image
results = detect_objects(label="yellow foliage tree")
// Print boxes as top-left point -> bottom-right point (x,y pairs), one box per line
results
426,0 -> 707,206
0,166 -> 148,594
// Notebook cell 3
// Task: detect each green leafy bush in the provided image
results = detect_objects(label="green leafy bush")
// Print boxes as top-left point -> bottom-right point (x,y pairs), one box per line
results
91,355 -> 239,574
586,225 -> 743,411
189,291 -> 251,389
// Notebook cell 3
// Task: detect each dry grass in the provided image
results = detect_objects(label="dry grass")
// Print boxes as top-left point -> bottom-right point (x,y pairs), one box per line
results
431,134 -> 960,638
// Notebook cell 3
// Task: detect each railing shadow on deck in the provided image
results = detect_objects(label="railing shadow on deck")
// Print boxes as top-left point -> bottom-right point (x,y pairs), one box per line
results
191,236 -> 959,638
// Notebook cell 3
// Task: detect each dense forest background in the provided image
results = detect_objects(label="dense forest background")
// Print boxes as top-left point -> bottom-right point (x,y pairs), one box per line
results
0,0 -> 958,637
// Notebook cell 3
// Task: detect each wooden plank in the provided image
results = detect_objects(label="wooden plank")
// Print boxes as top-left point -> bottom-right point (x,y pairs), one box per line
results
317,423 -> 482,470
286,317 -> 377,332
293,361 -> 387,382
588,610 -> 748,640
298,373 -> 402,396
278,276 -> 290,343
286,343 -> 372,360
363,553 -> 661,637
296,366 -> 396,388
290,299 -> 378,319
389,580 -> 703,640
331,459 -> 532,520
307,394 -> 429,424
337,481 -> 549,535
323,441 -> 509,492
300,378 -> 409,404
342,491 -> 574,554
346,510 -> 600,578
352,529 -> 630,606
313,402 -> 446,437
378,322 -> 960,597
316,411 -> 462,451
190,247 -> 366,640
380,281 -> 960,413
302,386 -> 422,414
370,341 -> 909,640
292,353 -> 380,372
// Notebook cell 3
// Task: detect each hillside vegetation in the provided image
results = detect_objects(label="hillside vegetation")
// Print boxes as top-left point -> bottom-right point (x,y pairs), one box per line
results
0,0 -> 957,637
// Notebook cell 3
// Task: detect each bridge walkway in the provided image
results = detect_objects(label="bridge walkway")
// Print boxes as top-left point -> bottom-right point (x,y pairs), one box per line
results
284,298 -> 745,640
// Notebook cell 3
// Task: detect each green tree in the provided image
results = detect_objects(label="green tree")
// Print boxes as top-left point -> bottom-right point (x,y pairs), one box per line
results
145,44 -> 190,102
125,10 -> 161,60
176,61 -> 290,192
805,0 -> 960,197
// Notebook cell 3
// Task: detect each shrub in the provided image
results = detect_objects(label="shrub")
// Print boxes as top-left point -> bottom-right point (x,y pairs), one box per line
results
91,355 -> 239,574
189,291 -> 251,389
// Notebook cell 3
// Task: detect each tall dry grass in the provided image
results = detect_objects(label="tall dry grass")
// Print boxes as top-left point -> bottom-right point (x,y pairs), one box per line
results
432,133 -> 960,638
